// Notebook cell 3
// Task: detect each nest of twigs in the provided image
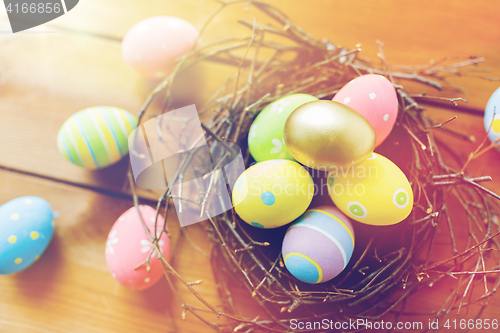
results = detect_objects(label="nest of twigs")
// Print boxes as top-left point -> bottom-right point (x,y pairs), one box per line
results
128,1 -> 500,332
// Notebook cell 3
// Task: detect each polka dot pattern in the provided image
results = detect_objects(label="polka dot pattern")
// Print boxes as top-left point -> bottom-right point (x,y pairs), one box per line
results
0,196 -> 55,275
232,160 -> 314,229
347,201 -> 367,218
332,74 -> 398,147
328,153 -> 413,226
393,189 -> 409,209
235,176 -> 244,190
327,174 -> 335,188
260,191 -> 276,206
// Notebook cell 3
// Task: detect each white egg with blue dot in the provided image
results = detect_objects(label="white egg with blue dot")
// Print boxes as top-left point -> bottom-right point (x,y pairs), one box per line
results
484,87 -> 500,148
0,196 -> 55,275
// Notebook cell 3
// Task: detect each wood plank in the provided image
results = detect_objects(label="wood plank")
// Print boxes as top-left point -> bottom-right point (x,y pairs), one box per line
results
1,0 -> 500,332
1,0 -> 499,198
0,18 -> 144,197
46,0 -> 500,111
1,165 -> 500,332
416,106 -> 500,200
0,168 -> 227,333
0,21 -> 234,199
426,107 -> 500,189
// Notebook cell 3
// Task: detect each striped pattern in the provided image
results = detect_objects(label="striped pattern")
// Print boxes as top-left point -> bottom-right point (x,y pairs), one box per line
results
57,106 -> 138,169
282,208 -> 355,284
308,209 -> 355,244
284,252 -> 324,284
289,210 -> 354,265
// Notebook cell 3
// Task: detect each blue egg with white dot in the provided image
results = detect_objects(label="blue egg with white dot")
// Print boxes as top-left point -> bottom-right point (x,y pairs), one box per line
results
0,196 -> 55,275
282,206 -> 355,284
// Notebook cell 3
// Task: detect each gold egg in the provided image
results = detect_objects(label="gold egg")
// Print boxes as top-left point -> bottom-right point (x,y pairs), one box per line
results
284,100 -> 375,170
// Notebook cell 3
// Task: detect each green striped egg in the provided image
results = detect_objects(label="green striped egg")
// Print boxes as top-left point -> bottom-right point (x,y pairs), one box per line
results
57,106 -> 138,169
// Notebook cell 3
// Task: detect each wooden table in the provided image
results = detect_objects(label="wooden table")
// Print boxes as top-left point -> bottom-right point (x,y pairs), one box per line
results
1,1 -> 500,332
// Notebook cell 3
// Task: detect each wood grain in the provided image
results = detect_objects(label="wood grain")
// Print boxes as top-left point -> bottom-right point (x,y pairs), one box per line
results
1,0 -> 500,332
0,16 -> 233,199
0,168 -> 229,333
49,0 -> 500,110
1,0 -> 499,198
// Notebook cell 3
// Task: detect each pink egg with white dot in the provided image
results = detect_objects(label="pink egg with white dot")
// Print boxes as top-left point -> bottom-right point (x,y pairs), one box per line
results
121,16 -> 199,79
105,205 -> 170,290
333,74 -> 398,147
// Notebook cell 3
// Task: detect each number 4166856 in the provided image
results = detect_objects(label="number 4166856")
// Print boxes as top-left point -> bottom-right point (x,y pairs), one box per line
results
443,319 -> 498,330
5,3 -> 62,14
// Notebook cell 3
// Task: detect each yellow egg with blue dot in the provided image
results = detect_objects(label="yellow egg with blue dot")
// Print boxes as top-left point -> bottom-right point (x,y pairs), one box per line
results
57,106 -> 138,169
327,153 -> 413,225
232,159 -> 314,228
282,206 -> 355,284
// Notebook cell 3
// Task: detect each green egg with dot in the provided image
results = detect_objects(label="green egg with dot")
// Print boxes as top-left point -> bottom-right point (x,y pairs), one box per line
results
232,159 -> 314,228
248,94 -> 318,162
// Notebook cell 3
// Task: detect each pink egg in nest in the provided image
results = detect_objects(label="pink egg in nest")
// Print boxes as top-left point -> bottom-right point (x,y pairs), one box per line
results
121,16 -> 199,79
105,205 -> 171,290
333,74 -> 398,147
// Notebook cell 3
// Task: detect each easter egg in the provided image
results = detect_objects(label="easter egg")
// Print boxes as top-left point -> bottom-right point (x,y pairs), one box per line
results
57,106 -> 138,169
333,74 -> 398,147
282,206 -> 354,284
232,159 -> 314,228
122,16 -> 199,78
105,206 -> 170,290
328,153 -> 413,226
0,196 -> 55,275
484,87 -> 500,147
248,94 -> 318,162
284,100 -> 375,169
